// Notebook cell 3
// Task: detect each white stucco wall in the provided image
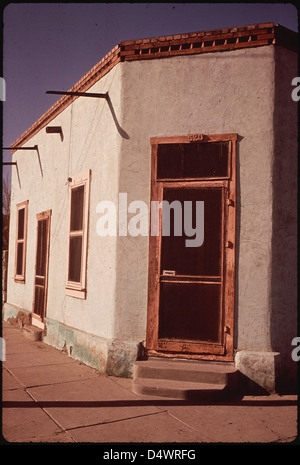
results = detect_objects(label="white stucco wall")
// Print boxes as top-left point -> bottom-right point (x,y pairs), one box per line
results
7,63 -> 124,341
115,46 -> 277,352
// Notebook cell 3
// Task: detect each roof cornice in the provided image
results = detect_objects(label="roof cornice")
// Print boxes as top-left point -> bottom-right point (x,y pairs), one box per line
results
11,22 -> 297,150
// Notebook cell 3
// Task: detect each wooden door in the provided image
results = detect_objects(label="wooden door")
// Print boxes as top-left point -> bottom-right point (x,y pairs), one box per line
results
32,210 -> 51,324
146,134 -> 237,360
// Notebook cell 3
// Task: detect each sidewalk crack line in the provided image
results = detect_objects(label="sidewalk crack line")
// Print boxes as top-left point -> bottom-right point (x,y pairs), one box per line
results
65,409 -> 168,432
25,389 -> 77,443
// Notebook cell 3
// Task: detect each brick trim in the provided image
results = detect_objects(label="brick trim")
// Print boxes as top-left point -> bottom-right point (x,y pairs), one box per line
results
11,22 -> 297,150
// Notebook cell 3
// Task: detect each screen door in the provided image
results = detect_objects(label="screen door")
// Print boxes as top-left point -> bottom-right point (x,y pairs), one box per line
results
147,134 -> 236,359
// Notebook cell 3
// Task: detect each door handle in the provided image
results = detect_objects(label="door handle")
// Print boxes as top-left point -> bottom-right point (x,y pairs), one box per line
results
162,270 -> 176,276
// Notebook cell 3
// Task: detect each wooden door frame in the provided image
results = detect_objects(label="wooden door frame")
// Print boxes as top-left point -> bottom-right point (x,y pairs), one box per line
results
146,133 -> 237,361
32,209 -> 52,327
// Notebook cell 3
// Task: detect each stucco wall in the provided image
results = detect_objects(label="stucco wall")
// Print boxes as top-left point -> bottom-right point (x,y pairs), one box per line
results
271,46 -> 298,390
7,64 -> 124,342
115,46 -> 277,352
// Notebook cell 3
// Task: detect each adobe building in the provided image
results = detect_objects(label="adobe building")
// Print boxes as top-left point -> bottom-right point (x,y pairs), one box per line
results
4,22 -> 298,395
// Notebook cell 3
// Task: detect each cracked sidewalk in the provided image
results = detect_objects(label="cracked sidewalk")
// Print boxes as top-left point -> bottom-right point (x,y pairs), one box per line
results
1,320 -> 298,444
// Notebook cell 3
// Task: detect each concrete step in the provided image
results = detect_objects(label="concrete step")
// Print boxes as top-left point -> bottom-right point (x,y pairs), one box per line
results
134,358 -> 238,384
132,358 -> 240,400
132,377 -> 228,401
22,325 -> 43,342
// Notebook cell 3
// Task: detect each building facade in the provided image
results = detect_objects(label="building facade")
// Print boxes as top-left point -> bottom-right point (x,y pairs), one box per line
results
4,22 -> 298,393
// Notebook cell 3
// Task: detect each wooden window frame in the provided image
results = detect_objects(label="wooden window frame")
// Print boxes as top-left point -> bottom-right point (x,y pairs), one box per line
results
65,170 -> 91,299
14,200 -> 29,283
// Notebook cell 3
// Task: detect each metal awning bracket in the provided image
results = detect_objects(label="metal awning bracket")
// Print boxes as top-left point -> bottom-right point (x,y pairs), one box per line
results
46,90 -> 108,99
3,145 -> 38,151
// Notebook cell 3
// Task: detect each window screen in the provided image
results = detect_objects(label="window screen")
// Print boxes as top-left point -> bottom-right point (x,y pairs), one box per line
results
15,202 -> 28,280
157,141 -> 229,179
159,282 -> 221,342
68,185 -> 85,284
160,188 -> 223,276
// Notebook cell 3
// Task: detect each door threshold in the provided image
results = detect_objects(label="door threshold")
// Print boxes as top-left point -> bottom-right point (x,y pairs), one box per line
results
31,314 -> 44,330
146,349 -> 233,363
148,356 -> 235,367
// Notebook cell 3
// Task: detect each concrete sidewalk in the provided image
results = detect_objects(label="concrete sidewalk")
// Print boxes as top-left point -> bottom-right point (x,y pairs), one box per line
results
1,320 -> 299,445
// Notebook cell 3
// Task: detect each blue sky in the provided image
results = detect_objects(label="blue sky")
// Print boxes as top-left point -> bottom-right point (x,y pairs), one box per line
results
2,2 -> 298,169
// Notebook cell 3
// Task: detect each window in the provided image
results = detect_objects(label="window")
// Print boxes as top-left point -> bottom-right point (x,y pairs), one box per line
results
14,200 -> 28,282
156,141 -> 229,180
66,170 -> 91,299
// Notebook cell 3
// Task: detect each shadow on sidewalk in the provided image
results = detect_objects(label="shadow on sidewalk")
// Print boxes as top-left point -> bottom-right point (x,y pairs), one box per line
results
2,396 -> 298,409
